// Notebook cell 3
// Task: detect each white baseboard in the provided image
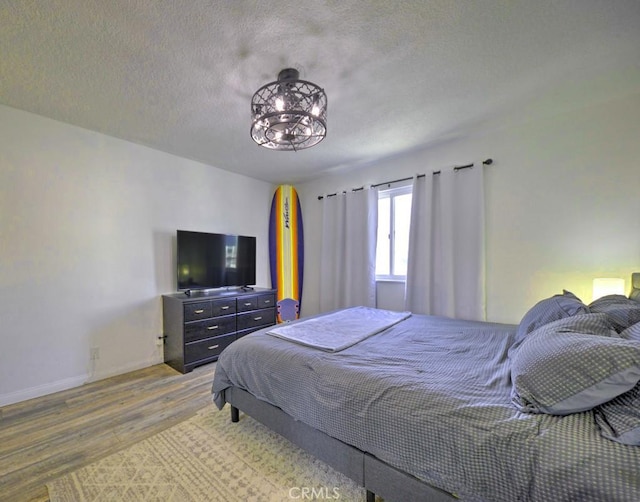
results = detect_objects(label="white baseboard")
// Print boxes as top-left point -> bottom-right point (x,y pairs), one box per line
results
0,374 -> 89,407
0,354 -> 164,408
86,356 -> 162,384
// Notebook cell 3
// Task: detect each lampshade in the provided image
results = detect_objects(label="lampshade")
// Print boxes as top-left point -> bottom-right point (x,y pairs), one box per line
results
592,278 -> 625,301
250,68 -> 327,151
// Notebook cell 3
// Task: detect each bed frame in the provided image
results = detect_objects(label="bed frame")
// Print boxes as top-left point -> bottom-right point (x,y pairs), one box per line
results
226,386 -> 456,502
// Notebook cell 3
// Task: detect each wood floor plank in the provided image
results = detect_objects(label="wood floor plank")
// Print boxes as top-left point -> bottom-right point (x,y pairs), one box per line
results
0,363 -> 215,502
0,366 -> 212,449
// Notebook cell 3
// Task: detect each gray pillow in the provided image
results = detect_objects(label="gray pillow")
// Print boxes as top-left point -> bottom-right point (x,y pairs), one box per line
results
631,273 -> 640,302
588,294 -> 640,332
595,383 -> 640,445
511,313 -> 640,415
511,290 -> 589,354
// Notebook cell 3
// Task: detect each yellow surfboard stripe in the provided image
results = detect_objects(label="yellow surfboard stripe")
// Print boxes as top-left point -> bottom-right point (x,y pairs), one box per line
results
275,185 -> 299,305
289,187 -> 298,300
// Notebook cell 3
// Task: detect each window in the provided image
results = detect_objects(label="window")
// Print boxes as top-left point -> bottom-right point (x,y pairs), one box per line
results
376,185 -> 412,280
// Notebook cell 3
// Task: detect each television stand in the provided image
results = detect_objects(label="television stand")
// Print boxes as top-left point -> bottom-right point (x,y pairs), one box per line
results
162,287 -> 277,373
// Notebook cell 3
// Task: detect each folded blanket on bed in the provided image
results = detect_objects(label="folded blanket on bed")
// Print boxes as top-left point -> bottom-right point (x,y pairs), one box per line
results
266,306 -> 411,352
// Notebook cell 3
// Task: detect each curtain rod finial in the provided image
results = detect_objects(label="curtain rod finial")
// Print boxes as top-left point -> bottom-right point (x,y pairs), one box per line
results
483,158 -> 493,165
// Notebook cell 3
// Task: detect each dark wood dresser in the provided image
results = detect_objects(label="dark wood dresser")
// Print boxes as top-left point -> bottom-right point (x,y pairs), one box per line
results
162,287 -> 276,373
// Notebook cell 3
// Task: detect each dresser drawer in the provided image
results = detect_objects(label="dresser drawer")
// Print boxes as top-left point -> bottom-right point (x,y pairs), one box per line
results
237,308 -> 276,331
237,296 -> 258,312
185,333 -> 236,363
258,293 -> 275,309
184,301 -> 212,322
184,314 -> 236,343
212,298 -> 236,316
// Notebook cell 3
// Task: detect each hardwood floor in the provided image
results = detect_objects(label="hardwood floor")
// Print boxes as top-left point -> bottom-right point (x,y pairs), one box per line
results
0,363 -> 216,502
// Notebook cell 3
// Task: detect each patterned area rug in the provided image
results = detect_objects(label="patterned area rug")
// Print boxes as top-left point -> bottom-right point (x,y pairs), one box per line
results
47,404 -> 366,501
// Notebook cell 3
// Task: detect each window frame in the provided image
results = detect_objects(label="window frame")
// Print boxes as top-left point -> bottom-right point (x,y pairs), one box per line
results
375,183 -> 413,282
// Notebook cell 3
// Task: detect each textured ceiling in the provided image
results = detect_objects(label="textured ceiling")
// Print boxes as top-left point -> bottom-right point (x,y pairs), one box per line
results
2,0 -> 640,184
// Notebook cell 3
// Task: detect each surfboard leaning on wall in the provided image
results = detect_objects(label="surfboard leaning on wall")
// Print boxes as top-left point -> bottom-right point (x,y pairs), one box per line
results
268,185 -> 304,322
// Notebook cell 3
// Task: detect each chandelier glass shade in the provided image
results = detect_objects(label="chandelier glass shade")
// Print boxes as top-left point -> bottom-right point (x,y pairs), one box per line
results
250,68 -> 327,151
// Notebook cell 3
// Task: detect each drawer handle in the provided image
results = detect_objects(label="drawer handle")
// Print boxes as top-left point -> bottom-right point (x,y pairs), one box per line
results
194,309 -> 204,314
207,325 -> 219,330
244,302 -> 252,306
207,344 -> 220,350
254,316 -> 262,321
221,306 -> 229,310
264,300 -> 271,304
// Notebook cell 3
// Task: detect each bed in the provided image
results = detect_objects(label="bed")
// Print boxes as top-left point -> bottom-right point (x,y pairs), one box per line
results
212,274 -> 640,501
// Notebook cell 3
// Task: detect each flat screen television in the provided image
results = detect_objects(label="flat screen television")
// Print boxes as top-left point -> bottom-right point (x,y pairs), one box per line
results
176,230 -> 256,292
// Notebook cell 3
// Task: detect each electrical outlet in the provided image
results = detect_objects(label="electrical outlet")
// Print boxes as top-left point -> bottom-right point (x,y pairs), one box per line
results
90,347 -> 100,360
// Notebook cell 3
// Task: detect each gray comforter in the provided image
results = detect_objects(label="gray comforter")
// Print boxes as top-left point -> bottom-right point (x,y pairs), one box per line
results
212,313 -> 640,501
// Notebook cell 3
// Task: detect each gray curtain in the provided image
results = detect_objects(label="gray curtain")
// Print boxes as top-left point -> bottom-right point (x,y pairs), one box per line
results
404,165 -> 486,320
320,189 -> 377,312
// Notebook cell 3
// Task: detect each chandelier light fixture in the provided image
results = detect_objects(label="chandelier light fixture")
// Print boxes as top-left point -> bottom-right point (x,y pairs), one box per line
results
250,68 -> 327,151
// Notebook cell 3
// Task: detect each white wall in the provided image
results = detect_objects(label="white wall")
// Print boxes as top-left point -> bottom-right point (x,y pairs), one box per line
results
297,92 -> 640,324
0,105 -> 273,406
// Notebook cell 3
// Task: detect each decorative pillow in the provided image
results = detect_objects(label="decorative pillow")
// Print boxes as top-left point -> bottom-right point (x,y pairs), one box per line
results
511,290 -> 589,354
630,273 -> 640,302
588,294 -> 640,332
595,382 -> 640,445
511,313 -> 640,415
621,321 -> 640,342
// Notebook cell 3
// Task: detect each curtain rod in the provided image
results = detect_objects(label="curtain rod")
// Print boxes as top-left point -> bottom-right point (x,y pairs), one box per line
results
317,158 -> 493,200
